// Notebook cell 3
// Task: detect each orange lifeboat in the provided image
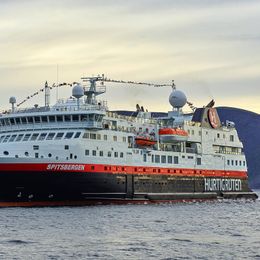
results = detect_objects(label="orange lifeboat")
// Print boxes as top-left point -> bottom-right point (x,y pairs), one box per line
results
135,136 -> 157,147
159,128 -> 188,143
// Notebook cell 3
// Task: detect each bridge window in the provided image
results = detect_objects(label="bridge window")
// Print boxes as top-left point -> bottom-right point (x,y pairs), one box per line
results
83,133 -> 89,139
10,118 -> 15,125
15,118 -> 21,125
72,115 -> 79,121
3,135 -> 11,143
23,134 -> 31,141
9,135 -> 17,142
16,134 -> 24,142
46,133 -> 55,140
90,133 -> 96,139
65,132 -> 74,139
97,134 -> 101,140
0,136 -> 5,142
21,117 -> 27,124
38,133 -> 47,141
34,116 -> 41,123
42,116 -> 48,123
55,132 -> 64,140
64,115 -> 71,122
74,132 -> 81,138
31,133 -> 39,141
56,115 -> 63,122
49,116 -> 55,122
27,117 -> 34,124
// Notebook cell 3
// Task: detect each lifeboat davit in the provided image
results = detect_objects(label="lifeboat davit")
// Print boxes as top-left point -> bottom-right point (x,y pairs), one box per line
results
135,136 -> 157,147
159,128 -> 188,143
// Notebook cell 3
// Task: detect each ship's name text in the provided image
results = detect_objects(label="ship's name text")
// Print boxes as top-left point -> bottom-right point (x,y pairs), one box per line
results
204,178 -> 242,191
47,164 -> 85,171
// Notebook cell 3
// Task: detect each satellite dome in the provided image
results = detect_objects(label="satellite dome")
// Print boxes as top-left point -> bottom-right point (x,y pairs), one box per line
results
72,84 -> 84,99
9,96 -> 16,104
169,89 -> 187,108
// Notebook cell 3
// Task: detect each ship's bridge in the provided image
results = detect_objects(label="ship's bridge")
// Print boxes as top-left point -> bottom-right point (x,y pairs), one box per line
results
0,98 -> 107,133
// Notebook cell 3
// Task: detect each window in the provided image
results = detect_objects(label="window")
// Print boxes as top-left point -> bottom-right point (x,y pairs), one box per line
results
122,137 -> 127,142
90,133 -> 96,139
239,161 -> 242,166
227,160 -> 230,166
16,134 -> 24,142
56,115 -> 63,122
65,132 -> 74,139
188,156 -> 194,159
9,135 -> 17,142
85,150 -> 89,156
155,155 -> 160,163
27,116 -> 33,124
0,136 -> 5,142
38,133 -> 47,141
217,133 -> 220,138
35,153 -> 39,158
48,153 -> 52,158
15,118 -> 21,124
46,133 -> 55,140
72,115 -> 79,121
25,152 -> 29,156
42,116 -> 48,123
23,134 -> 31,141
114,152 -> 118,157
3,135 -> 11,143
243,161 -> 246,166
97,134 -> 101,140
65,145 -> 69,150
33,145 -> 39,150
113,136 -> 117,141
64,115 -> 71,122
108,151 -> 112,157
49,116 -> 55,122
120,152 -> 124,158
10,118 -> 15,125
104,135 -> 108,140
92,150 -> 96,156
174,156 -> 179,164
74,132 -> 81,138
197,158 -> 201,165
167,156 -> 172,164
83,133 -> 89,139
99,151 -> 103,157
161,155 -> 166,164
34,116 -> 41,123
230,135 -> 234,142
31,133 -> 39,141
55,132 -> 64,140
3,151 -> 9,156
231,160 -> 234,166
191,130 -> 194,135
21,117 -> 27,124
152,154 -> 154,163
143,154 -> 147,162
235,160 -> 238,166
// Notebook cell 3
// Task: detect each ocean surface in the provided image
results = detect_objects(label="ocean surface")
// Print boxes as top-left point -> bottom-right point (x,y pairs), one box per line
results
0,191 -> 260,260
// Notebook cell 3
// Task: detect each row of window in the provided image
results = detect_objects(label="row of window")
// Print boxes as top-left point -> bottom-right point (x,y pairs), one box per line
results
85,150 -> 124,158
0,132 -> 81,143
227,159 -> 246,166
0,114 -> 102,127
83,132 -> 127,142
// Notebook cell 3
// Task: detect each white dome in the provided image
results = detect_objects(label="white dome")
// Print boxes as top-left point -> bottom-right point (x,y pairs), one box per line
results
72,84 -> 84,99
9,96 -> 16,104
169,90 -> 187,108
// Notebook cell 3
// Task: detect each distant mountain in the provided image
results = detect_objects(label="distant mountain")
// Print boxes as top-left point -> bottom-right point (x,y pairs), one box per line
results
114,107 -> 260,189
217,107 -> 260,189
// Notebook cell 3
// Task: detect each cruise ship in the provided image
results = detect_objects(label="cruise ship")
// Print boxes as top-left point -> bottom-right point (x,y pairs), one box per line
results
0,75 -> 257,206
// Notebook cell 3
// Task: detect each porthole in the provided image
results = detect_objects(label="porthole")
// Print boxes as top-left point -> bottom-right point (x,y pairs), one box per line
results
48,153 -> 52,158
25,152 -> 29,156
3,151 -> 9,156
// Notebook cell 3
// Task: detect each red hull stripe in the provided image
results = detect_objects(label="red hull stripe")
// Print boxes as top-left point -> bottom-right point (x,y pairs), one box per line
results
0,163 -> 248,179
0,198 -> 216,207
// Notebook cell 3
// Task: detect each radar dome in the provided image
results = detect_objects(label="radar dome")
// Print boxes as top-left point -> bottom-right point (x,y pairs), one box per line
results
72,84 -> 84,99
9,96 -> 16,104
169,90 -> 187,108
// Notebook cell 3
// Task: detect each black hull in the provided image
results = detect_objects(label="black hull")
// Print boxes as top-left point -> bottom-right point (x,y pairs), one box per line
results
0,171 -> 257,207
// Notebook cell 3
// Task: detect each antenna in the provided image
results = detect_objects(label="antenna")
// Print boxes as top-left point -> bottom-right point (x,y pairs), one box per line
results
44,81 -> 50,107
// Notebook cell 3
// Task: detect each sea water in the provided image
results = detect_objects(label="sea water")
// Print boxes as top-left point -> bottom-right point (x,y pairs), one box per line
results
0,191 -> 259,260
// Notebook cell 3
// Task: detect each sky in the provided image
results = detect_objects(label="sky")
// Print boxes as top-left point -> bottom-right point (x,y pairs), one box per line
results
0,0 -> 260,113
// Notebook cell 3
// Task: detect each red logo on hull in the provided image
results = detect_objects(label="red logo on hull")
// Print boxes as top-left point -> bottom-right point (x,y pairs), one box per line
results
208,108 -> 218,129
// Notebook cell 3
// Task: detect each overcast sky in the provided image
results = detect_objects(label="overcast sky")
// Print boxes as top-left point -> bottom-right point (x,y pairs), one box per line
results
0,0 -> 260,113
